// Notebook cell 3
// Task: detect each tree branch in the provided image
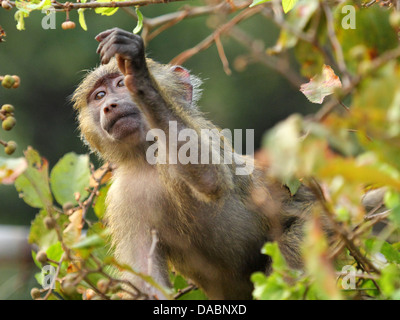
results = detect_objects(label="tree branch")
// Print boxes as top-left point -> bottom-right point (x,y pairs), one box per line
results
170,5 -> 262,65
7,0 -> 187,11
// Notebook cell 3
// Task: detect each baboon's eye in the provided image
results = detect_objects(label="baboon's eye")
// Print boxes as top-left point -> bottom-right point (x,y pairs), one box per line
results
95,91 -> 106,100
117,79 -> 125,87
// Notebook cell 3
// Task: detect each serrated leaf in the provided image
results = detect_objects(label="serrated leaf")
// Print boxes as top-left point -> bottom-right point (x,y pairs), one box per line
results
50,152 -> 91,206
15,148 -> 52,209
300,65 -> 342,104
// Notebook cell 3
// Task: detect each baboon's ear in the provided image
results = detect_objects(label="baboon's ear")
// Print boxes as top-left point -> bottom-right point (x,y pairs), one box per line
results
171,65 -> 193,103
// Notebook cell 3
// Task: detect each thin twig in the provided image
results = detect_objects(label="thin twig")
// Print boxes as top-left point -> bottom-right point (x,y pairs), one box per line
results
173,284 -> 197,299
170,6 -> 263,65
307,178 -> 381,275
215,34 -> 232,75
229,26 -> 304,87
322,2 -> 351,88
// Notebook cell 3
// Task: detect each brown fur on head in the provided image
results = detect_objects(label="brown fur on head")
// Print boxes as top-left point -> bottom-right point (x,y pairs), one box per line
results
71,58 -> 203,164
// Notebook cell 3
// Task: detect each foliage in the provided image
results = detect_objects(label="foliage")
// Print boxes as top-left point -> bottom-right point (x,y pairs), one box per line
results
1,0 -> 400,300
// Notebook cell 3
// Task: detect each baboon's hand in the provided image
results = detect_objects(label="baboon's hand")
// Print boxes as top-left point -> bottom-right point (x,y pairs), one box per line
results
95,28 -> 146,75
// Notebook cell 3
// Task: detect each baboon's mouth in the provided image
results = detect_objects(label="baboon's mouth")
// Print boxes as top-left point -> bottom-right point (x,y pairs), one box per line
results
105,110 -> 140,133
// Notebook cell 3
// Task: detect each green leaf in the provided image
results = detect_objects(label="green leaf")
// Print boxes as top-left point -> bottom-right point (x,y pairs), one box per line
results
29,210 -> 58,250
381,242 -> 400,264
14,9 -> 29,31
366,238 -> 400,264
15,148 -> 52,209
251,272 -> 292,300
72,233 -> 106,249
384,190 -> 400,208
249,0 -> 298,11
94,184 -> 110,219
249,0 -> 272,8
78,9 -> 87,31
171,274 -> 207,300
284,177 -> 301,196
133,6 -> 144,34
94,0 -> 120,16
384,190 -> 400,226
16,0 -> 52,11
46,241 -> 64,262
50,152 -> 91,206
262,242 -> 288,270
282,0 -> 298,13
379,264 -> 400,298
268,0 -> 319,54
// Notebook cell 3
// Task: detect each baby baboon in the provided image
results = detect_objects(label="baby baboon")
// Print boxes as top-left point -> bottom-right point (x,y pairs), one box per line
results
72,28 -> 316,299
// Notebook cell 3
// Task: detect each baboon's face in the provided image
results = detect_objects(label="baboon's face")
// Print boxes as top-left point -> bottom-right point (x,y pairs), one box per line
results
87,73 -> 147,142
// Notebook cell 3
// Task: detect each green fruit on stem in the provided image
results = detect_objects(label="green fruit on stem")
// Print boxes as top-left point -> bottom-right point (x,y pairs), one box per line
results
4,141 -> 17,155
36,250 -> 48,264
44,216 -> 56,230
30,288 -> 41,300
62,202 -> 74,212
1,104 -> 14,114
1,75 -> 15,88
61,281 -> 77,296
11,75 -> 20,89
2,116 -> 16,131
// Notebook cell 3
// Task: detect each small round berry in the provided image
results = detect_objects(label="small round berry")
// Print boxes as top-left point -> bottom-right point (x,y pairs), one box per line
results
30,288 -> 41,300
11,75 -> 20,88
62,202 -> 74,212
1,104 -> 14,114
4,141 -> 17,155
36,250 -> 48,264
44,216 -> 56,230
2,116 -> 16,131
1,75 -> 15,89
61,21 -> 76,30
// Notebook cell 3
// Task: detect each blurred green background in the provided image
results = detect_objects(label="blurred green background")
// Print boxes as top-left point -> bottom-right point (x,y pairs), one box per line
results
0,1 -> 314,299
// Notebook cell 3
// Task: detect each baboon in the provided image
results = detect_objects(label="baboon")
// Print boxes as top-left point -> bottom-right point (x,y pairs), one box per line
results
72,28 -> 317,299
